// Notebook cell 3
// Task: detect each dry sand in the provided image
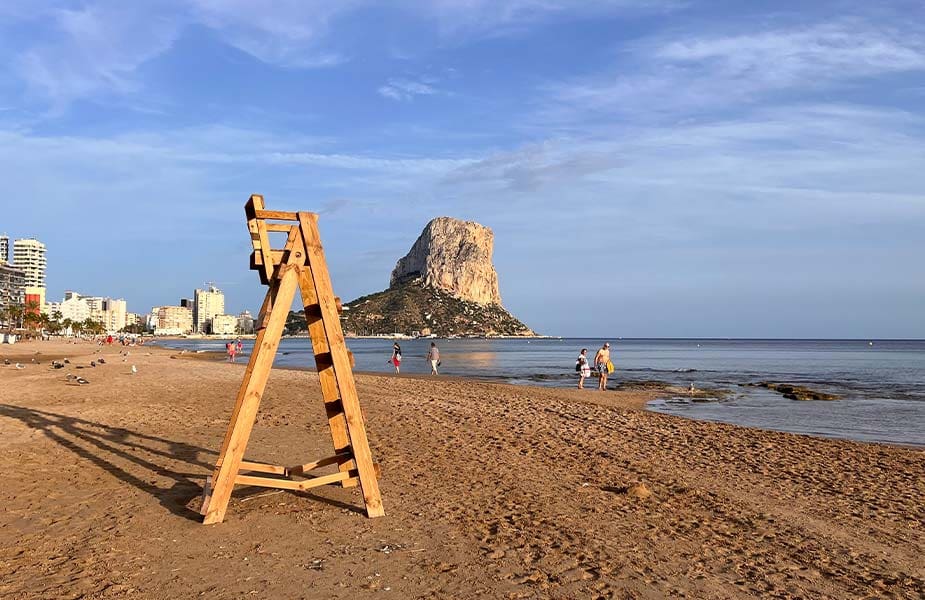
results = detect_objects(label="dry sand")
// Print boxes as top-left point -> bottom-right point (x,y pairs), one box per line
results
1,340 -> 922,599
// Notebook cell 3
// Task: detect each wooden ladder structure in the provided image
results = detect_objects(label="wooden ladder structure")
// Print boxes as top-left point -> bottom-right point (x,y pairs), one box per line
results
200,194 -> 384,524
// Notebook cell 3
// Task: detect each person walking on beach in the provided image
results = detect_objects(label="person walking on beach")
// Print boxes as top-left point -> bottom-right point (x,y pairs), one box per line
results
427,342 -> 440,375
236,338 -> 244,356
390,342 -> 402,373
576,348 -> 591,389
226,341 -> 237,363
594,342 -> 611,391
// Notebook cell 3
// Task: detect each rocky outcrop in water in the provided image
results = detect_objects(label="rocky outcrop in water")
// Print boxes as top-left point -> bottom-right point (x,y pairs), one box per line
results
391,217 -> 501,306
340,217 -> 534,337
743,382 -> 841,401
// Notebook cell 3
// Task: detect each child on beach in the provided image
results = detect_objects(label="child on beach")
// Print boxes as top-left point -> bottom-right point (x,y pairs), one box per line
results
226,342 -> 237,363
576,348 -> 591,389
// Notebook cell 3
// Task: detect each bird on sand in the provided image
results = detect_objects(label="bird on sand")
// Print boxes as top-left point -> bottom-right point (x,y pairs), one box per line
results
15,363 -> 25,369
131,365 -> 137,374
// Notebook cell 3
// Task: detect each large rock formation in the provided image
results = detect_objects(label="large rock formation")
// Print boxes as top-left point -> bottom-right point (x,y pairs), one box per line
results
390,217 -> 501,305
338,217 -> 535,337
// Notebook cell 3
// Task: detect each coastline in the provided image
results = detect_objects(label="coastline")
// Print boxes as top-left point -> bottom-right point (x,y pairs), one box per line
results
1,340 -> 922,598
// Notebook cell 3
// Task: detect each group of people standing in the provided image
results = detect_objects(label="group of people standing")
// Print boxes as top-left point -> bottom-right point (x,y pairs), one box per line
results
389,341 -> 441,375
225,338 -> 244,362
576,342 -> 614,390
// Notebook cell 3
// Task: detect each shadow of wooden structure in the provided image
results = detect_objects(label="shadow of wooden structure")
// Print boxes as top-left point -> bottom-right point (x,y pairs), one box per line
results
200,195 -> 384,524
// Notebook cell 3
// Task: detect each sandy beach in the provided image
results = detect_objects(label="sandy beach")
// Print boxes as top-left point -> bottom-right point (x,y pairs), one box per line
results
1,340 -> 922,599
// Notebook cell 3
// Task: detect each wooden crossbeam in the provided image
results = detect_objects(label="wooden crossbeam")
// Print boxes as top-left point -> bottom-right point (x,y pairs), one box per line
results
201,196 -> 384,524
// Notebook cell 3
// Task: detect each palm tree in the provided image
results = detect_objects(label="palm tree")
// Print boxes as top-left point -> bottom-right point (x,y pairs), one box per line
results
6,302 -> 23,332
62,318 -> 73,336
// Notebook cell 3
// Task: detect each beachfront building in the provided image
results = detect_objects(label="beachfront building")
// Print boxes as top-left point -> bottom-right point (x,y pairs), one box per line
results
146,309 -> 159,332
0,263 -> 25,313
211,314 -> 237,336
193,285 -> 224,333
102,298 -> 127,332
24,286 -> 45,317
155,306 -> 193,335
0,235 -> 9,264
57,292 -> 128,332
12,238 -> 46,289
237,310 -> 254,334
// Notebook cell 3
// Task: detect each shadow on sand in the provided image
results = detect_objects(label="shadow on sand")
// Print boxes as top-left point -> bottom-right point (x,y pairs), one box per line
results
0,404 -> 365,521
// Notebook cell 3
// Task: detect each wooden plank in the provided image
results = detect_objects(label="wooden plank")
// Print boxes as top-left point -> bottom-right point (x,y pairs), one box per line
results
254,209 -> 300,221
235,474 -> 305,491
203,266 -> 299,523
210,219 -> 302,472
244,194 -> 264,221
299,211 -> 385,518
265,223 -> 294,232
298,266 -> 357,485
203,263 -> 302,524
287,452 -> 353,477
240,460 -> 288,475
250,250 -> 284,267
255,217 -> 274,284
209,286 -> 274,473
298,470 -> 350,490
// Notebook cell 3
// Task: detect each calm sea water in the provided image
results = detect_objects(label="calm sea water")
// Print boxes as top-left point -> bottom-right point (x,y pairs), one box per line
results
157,338 -> 925,447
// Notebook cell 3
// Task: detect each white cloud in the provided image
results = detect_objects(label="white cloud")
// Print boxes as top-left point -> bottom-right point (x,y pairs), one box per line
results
378,78 -> 439,101
541,19 -> 925,122
418,0 -> 680,35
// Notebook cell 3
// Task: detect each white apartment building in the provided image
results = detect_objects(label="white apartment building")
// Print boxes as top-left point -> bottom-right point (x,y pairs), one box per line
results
103,298 -> 127,332
12,238 -> 46,288
57,292 -> 128,331
59,293 -> 92,323
194,285 -> 224,333
0,235 -> 9,264
155,306 -> 193,335
211,314 -> 238,336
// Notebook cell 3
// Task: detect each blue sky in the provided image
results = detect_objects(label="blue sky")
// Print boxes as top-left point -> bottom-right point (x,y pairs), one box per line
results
1,0 -> 924,338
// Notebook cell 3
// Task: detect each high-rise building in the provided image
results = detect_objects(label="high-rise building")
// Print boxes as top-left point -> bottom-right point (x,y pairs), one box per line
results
180,298 -> 194,309
211,314 -> 238,336
102,298 -> 127,332
155,306 -> 193,335
237,310 -> 255,334
57,291 -> 129,331
0,264 -> 25,313
194,284 -> 224,333
12,238 -> 46,289
0,235 -> 9,264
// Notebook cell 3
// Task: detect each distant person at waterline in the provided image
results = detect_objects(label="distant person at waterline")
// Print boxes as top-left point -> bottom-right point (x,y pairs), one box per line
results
595,342 -> 611,391
576,348 -> 591,389
427,342 -> 440,375
390,342 -> 402,373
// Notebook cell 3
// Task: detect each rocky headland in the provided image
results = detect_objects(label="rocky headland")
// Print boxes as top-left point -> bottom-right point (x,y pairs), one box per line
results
337,217 -> 535,337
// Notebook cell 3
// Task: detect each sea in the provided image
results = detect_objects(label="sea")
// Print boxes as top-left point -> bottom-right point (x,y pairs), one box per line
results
156,337 -> 925,447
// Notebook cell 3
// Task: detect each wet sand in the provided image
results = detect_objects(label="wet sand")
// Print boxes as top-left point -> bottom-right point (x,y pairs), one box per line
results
1,340 -> 922,599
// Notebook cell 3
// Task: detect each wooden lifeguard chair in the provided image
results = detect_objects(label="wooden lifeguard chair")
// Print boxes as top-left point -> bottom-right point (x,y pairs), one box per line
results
200,195 -> 384,524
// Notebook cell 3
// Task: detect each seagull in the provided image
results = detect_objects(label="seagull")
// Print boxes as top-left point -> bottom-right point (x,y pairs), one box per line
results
3,359 -> 9,365
15,363 -> 25,369
76,377 -> 90,385
98,358 -> 106,364
64,358 -> 70,364
90,361 -> 97,367
131,365 -> 137,374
